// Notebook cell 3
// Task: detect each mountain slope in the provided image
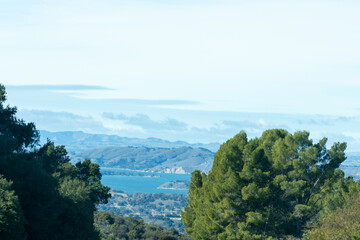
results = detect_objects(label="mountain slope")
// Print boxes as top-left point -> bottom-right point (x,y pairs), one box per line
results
72,146 -> 215,174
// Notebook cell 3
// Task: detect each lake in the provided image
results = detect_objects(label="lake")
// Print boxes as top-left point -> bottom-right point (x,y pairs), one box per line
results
100,168 -> 191,195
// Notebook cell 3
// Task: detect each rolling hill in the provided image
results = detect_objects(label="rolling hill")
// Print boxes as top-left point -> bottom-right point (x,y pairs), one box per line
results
71,146 -> 215,174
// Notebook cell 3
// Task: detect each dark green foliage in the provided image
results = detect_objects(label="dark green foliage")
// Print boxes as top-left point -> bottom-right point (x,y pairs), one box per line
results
0,84 -> 110,239
182,130 -> 354,239
75,159 -> 111,205
0,175 -> 25,240
95,211 -> 192,240
0,85 -> 38,154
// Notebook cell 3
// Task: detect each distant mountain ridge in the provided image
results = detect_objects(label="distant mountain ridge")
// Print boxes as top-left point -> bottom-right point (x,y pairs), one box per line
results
40,130 -> 220,152
40,130 -> 218,174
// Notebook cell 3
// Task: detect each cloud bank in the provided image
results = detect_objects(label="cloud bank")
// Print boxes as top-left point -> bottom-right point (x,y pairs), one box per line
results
103,112 -> 188,131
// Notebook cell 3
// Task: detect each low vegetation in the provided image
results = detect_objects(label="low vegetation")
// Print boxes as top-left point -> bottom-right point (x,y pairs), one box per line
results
304,192 -> 360,240
95,211 -> 191,240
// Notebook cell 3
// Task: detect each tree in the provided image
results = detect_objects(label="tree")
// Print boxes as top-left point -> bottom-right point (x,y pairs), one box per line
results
0,84 -> 38,154
181,129 -> 352,239
0,175 -> 25,240
75,159 -> 111,205
0,84 -> 111,239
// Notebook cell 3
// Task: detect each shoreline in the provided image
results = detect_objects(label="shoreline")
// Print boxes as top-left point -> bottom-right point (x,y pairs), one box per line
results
100,166 -> 191,175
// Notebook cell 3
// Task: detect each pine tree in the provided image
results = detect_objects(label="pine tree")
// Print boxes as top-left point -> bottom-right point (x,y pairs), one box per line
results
181,129 -> 353,239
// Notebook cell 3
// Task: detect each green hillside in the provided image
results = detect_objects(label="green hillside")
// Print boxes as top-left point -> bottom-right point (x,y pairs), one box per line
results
72,146 -> 215,174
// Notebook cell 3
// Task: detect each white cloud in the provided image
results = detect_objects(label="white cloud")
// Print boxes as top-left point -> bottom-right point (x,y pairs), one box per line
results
17,109 -> 109,134
102,112 -> 188,131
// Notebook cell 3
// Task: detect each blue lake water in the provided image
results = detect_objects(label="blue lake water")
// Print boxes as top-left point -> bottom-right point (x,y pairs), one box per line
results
100,168 -> 191,195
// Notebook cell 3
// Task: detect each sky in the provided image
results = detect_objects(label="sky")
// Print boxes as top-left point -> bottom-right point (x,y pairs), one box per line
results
1,0 -> 360,152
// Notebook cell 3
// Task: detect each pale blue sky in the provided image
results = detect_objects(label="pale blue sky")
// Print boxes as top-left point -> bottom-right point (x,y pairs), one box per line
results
2,1 -> 360,151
